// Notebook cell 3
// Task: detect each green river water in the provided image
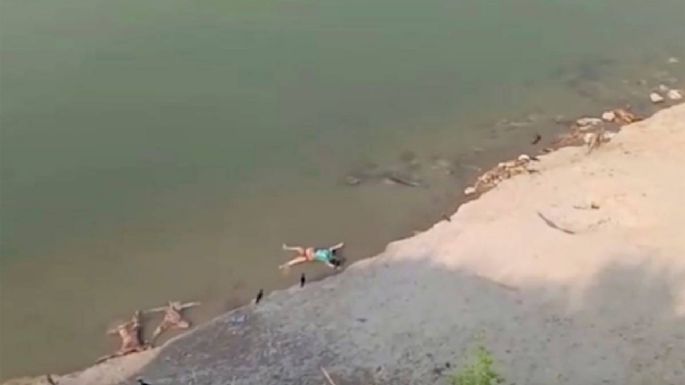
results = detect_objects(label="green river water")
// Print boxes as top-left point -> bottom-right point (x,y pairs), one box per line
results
1,0 -> 684,378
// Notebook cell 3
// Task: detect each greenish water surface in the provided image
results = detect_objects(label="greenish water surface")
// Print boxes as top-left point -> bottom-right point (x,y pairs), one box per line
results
1,0 -> 684,378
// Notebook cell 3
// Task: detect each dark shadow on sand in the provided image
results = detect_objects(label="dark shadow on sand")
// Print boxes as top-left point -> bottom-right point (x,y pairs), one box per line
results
117,253 -> 685,385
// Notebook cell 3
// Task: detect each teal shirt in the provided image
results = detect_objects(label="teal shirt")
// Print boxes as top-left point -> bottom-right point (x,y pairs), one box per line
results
313,248 -> 334,263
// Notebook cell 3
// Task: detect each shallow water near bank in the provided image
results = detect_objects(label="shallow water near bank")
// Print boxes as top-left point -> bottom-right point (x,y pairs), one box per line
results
1,0 -> 685,379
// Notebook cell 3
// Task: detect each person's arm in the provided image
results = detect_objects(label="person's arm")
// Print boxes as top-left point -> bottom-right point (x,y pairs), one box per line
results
282,244 -> 304,252
179,301 -> 201,310
279,256 -> 308,269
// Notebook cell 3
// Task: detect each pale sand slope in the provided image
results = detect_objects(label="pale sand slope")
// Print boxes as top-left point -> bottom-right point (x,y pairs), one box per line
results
13,104 -> 685,385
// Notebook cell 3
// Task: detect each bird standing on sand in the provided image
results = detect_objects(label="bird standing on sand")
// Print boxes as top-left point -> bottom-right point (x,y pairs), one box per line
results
300,273 -> 306,287
255,289 -> 264,304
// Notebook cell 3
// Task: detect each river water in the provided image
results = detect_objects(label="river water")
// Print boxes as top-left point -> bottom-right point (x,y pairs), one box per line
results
1,0 -> 684,379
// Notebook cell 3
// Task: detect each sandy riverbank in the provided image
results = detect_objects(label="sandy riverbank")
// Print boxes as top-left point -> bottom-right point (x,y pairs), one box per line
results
6,103 -> 685,385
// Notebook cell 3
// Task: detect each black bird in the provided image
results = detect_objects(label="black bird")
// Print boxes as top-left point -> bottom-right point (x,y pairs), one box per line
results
531,133 -> 542,145
300,273 -> 306,288
137,379 -> 150,385
255,289 -> 264,304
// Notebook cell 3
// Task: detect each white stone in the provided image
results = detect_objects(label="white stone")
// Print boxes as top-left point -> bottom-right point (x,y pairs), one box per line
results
601,111 -> 616,122
668,57 -> 679,64
650,92 -> 665,103
602,132 -> 617,141
667,89 -> 683,101
464,186 -> 477,195
518,154 -> 531,162
576,117 -> 603,127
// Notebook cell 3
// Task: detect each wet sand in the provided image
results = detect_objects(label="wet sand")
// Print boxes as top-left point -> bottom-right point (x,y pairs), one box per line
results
10,102 -> 684,385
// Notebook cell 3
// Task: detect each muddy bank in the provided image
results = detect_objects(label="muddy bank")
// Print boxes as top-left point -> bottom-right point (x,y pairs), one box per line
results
8,104 -> 685,385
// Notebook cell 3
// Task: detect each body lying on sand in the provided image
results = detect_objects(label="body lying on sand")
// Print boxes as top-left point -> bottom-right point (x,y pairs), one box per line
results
98,301 -> 199,363
279,242 -> 345,270
98,243 -> 345,363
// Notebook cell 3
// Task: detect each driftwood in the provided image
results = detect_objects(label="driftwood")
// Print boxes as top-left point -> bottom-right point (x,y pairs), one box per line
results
383,172 -> 423,188
537,212 -> 576,235
320,367 -> 337,385
586,130 -> 603,154
613,108 -> 641,124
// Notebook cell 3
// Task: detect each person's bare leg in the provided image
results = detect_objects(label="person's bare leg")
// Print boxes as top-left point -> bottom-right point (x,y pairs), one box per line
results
282,244 -> 306,254
279,256 -> 309,269
150,322 -> 169,344
329,242 -> 344,251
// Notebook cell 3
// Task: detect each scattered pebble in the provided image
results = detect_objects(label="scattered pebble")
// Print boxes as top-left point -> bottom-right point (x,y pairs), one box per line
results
576,117 -> 603,127
229,314 -> 247,326
344,175 -> 362,186
601,111 -> 616,122
602,131 -> 617,141
668,57 -> 679,64
667,89 -> 683,101
518,154 -> 531,162
464,186 -> 477,196
650,92 -> 665,103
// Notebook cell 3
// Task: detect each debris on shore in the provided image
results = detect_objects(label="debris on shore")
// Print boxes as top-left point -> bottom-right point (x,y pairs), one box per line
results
382,172 -> 423,188
650,92 -> 665,103
463,155 -> 538,196
463,106 -> 645,197
667,89 -> 683,101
